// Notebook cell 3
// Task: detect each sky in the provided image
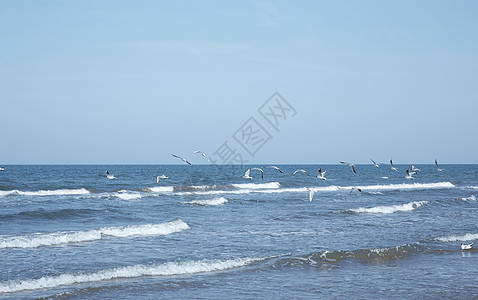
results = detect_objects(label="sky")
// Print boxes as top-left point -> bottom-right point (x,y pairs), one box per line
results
1,0 -> 477,165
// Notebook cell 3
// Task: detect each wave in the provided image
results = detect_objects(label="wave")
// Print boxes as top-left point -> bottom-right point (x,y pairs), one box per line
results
0,208 -> 98,221
112,190 -> 142,201
0,256 -> 268,293
435,233 -> 478,243
0,219 -> 189,249
182,197 -> 228,206
464,186 -> 478,190
458,195 -> 476,201
144,186 -> 175,193
0,188 -> 90,197
231,182 -> 281,189
280,244 -> 425,267
346,201 -> 428,214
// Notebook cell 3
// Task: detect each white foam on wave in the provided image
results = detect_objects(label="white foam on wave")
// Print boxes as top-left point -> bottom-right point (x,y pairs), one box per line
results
183,197 -> 228,206
0,256 -> 266,293
0,188 -> 90,197
231,182 -> 281,190
0,219 -> 189,249
464,186 -> 478,190
113,190 -> 142,201
145,186 -> 174,193
435,233 -> 478,243
348,201 -> 428,214
458,195 -> 476,201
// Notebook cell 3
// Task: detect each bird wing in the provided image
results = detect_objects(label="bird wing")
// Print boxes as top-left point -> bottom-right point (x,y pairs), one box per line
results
171,153 -> 181,159
370,158 -> 376,165
244,169 -> 251,177
351,165 -> 356,174
251,167 -> 264,173
390,159 -> 394,167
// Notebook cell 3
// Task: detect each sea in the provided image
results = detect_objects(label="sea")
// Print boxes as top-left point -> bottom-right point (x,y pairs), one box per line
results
0,164 -> 477,299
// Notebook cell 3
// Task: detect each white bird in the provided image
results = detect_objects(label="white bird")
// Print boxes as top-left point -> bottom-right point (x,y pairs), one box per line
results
435,159 -> 443,172
193,150 -> 211,163
105,171 -> 115,179
370,158 -> 380,168
405,169 -> 414,179
317,168 -> 327,180
156,174 -> 168,183
411,165 -> 420,173
251,167 -> 264,180
0,167 -> 4,171
461,243 -> 473,250
293,169 -> 309,177
390,159 -> 398,171
171,153 -> 192,166
267,166 -> 284,174
307,187 -> 314,202
242,168 -> 252,179
340,161 -> 356,174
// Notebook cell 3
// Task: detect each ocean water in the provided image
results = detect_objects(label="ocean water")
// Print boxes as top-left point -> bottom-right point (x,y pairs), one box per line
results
0,164 -> 477,299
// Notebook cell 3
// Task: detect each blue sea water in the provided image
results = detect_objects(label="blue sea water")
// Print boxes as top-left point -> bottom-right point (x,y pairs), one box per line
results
0,164 -> 477,299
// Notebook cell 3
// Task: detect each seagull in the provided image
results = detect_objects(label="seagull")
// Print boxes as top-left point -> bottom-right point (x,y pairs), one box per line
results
267,166 -> 284,174
293,169 -> 309,177
307,187 -> 314,202
317,168 -> 327,180
405,169 -> 414,179
461,243 -> 473,250
105,171 -> 115,179
435,159 -> 443,172
242,169 -> 252,179
349,187 -> 362,194
193,150 -> 211,163
390,159 -> 398,171
370,158 -> 380,168
340,161 -> 356,174
171,153 -> 192,166
251,167 -> 264,180
0,167 -> 4,171
156,174 -> 168,183
411,165 -> 420,173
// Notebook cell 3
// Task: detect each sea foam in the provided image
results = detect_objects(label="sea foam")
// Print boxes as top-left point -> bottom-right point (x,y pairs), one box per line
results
0,188 -> 90,197
182,197 -> 228,206
348,201 -> 428,214
0,219 -> 189,249
435,233 -> 478,243
0,257 -> 264,293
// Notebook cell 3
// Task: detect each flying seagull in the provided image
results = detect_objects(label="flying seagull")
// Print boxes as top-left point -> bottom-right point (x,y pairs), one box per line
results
340,161 -> 356,174
317,168 -> 327,180
461,243 -> 473,250
193,150 -> 211,163
435,159 -> 443,172
242,169 -> 252,179
293,169 -> 309,177
0,167 -> 4,171
307,187 -> 314,202
267,166 -> 284,174
370,158 -> 380,168
411,165 -> 420,173
390,159 -> 397,171
251,167 -> 264,180
156,174 -> 168,183
349,187 -> 362,194
405,169 -> 414,179
105,171 -> 115,179
171,153 -> 192,166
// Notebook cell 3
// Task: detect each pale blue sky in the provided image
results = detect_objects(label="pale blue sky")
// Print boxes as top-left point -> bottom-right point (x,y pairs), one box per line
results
1,1 -> 477,164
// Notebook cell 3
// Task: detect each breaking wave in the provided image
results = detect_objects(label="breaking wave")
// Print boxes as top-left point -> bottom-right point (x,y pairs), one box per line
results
182,197 -> 228,206
0,256 -> 268,293
279,244 -> 425,266
435,233 -> 478,243
346,201 -> 428,214
0,219 -> 189,249
112,191 -> 142,201
0,188 -> 90,197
